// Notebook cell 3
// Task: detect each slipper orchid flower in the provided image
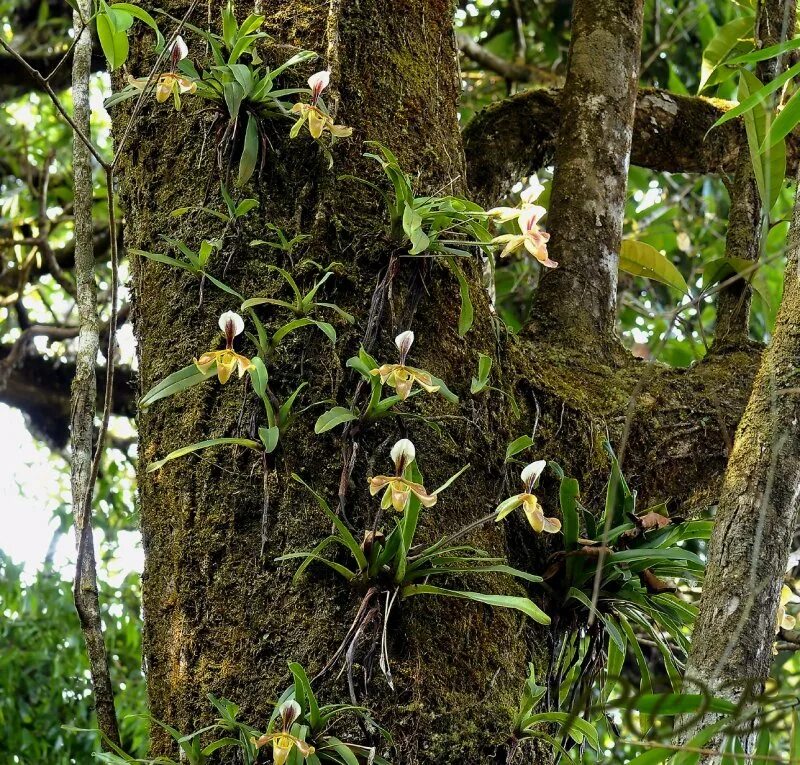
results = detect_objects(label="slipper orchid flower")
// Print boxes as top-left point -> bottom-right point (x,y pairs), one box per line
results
194,311 -> 252,384
491,205 -> 557,268
290,69 -> 352,139
370,330 -> 440,401
495,460 -> 561,534
255,700 -> 315,765
368,438 -> 437,512
127,36 -> 196,108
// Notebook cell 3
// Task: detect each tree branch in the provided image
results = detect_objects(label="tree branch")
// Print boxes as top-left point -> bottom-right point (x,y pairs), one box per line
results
68,0 -> 121,745
456,32 -> 563,86
0,345 -> 135,448
527,0 -> 645,347
0,45 -> 105,98
463,87 -> 800,206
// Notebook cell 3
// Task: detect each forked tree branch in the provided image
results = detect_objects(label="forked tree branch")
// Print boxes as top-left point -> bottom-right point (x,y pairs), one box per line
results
463,87 -> 800,206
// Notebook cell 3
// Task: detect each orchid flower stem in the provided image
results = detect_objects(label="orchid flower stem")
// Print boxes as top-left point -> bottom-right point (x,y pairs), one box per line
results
407,511 -> 497,561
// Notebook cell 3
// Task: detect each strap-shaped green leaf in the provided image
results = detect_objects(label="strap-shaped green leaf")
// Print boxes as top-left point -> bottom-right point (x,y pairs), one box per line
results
400,584 -> 551,624
147,437 -> 260,472
140,363 -> 210,409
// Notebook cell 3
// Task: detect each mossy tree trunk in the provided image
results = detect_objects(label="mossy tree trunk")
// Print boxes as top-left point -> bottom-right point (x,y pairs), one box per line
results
118,1 -> 533,762
113,0 -> 772,762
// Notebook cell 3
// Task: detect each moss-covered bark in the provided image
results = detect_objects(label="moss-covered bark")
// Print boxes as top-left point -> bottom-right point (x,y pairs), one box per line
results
116,1 -> 537,762
682,165 -> 800,739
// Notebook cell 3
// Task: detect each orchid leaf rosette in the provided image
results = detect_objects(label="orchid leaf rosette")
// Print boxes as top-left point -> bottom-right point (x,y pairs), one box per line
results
278,439 -> 551,693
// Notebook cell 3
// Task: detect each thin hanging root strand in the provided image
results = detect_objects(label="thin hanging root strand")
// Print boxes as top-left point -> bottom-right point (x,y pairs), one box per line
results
314,586 -> 380,682
314,585 -> 400,701
380,588 -> 400,691
344,604 -> 380,705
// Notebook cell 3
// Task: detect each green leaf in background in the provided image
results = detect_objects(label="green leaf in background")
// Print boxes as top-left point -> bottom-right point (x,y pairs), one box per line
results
619,239 -> 689,294
96,5 -> 132,71
765,84 -> 800,152
147,437 -> 261,472
711,58 -> 800,130
699,16 -> 754,92
704,256 -> 769,306
739,70 -> 786,210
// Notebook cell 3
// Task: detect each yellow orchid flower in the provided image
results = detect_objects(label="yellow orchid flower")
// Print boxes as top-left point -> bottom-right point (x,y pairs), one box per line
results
127,36 -> 196,109
194,311 -> 252,384
368,439 -> 437,512
255,700 -> 315,765
490,205 -> 557,268
290,103 -> 353,139
777,585 -> 797,633
369,330 -> 440,401
495,460 -> 561,534
290,70 -> 352,139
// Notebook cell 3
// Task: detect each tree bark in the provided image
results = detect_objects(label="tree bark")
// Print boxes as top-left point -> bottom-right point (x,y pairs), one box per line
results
117,1 -> 534,761
681,164 -> 800,755
528,0 -> 645,348
112,1 -> 773,763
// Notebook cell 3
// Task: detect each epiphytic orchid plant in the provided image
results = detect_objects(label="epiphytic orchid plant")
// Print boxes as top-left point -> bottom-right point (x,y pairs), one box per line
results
139,304 -> 335,468
278,438 -> 549,698
313,330 -> 458,436
499,445 -> 712,735
85,663 -> 390,765
105,2 -> 318,185
343,142 -> 494,335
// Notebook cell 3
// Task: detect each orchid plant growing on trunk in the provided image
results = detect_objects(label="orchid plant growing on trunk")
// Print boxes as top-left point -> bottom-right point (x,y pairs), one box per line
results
314,330 -> 458,435
105,3 -> 352,185
278,438 -> 550,699
495,444 -> 712,757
